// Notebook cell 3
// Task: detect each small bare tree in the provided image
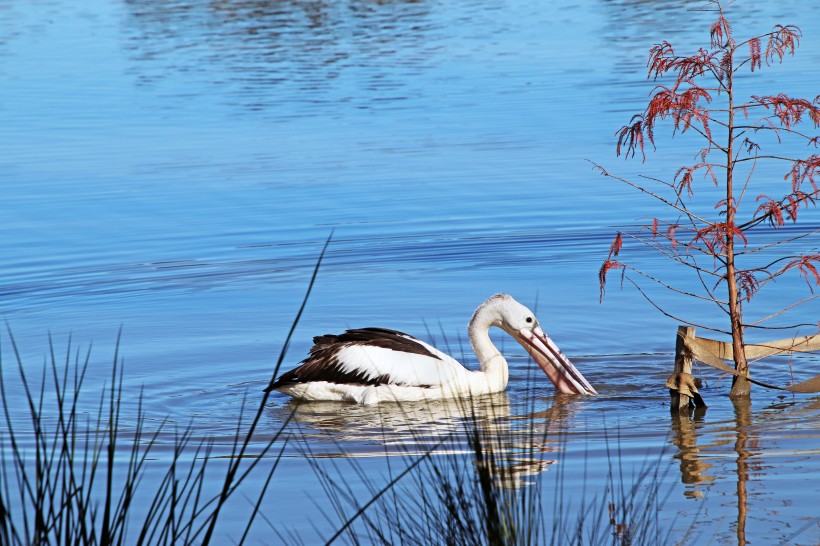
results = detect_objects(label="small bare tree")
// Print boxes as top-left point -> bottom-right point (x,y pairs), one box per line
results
595,0 -> 820,397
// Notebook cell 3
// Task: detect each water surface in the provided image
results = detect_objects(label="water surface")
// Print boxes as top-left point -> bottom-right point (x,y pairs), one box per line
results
2,0 -> 819,543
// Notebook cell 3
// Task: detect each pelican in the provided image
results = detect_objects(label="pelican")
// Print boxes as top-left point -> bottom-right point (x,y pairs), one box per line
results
265,293 -> 597,404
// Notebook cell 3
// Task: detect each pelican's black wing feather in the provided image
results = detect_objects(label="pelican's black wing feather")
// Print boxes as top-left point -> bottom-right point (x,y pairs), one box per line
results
266,328 -> 441,390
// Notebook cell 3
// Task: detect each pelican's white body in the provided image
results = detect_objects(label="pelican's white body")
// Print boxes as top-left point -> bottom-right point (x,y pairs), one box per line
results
271,294 -> 595,404
276,333 -> 508,404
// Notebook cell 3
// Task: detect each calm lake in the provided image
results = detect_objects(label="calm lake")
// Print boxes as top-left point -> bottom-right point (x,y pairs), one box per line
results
2,0 -> 819,543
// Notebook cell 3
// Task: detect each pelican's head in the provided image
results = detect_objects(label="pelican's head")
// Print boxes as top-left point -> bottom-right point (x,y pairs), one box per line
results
475,294 -> 597,396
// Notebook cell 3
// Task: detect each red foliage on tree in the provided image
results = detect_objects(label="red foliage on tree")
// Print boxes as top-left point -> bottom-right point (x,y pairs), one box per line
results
593,1 -> 820,397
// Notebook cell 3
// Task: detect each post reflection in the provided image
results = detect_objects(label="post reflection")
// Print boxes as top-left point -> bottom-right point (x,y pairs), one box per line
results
668,398 -> 760,546
669,407 -> 713,498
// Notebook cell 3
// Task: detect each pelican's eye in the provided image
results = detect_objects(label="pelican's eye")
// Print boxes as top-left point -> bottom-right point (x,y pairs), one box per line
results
525,317 -> 534,324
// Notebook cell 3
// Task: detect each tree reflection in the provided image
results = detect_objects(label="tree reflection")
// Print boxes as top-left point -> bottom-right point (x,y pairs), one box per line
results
731,398 -> 753,546
121,0 -> 439,111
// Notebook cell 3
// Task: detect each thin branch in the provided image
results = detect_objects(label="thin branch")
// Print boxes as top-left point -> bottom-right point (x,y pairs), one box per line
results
624,230 -> 724,276
732,126 -> 818,142
734,148 -> 758,209
672,180 -> 733,304
733,154 -> 803,164
746,294 -> 820,327
737,228 -> 820,254
624,264 -> 729,304
589,161 -> 712,225
625,277 -> 732,334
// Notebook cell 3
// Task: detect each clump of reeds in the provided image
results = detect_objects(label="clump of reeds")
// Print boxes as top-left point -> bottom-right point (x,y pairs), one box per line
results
0,326 -> 290,546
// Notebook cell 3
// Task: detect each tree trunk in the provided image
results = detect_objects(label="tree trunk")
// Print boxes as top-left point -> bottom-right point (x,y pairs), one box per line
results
728,296 -> 751,397
726,225 -> 750,397
725,62 -> 751,398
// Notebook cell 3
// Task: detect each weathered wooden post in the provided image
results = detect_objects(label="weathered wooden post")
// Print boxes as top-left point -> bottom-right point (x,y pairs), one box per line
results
666,326 -> 820,405
668,326 -> 700,411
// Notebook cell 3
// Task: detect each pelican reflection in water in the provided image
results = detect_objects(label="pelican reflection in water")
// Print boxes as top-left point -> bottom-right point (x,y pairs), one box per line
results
278,393 -> 585,488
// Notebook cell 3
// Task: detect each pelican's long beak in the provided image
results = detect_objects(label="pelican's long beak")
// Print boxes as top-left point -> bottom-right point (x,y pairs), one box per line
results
516,326 -> 597,395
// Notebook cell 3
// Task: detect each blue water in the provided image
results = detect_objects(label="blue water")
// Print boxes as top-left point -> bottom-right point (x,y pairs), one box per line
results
2,0 -> 820,543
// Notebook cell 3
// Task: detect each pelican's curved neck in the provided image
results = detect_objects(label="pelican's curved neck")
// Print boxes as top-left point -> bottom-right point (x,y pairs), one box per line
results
468,301 -> 509,391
